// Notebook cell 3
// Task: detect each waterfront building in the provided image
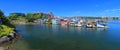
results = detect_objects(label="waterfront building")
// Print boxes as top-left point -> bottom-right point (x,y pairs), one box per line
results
52,19 -> 60,25
34,19 -> 44,24
38,12 -> 55,19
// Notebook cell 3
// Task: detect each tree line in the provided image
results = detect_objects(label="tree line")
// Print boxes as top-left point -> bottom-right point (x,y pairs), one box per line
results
8,12 -> 54,22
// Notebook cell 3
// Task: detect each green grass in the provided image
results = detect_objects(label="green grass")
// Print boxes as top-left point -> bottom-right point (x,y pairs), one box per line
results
0,25 -> 15,37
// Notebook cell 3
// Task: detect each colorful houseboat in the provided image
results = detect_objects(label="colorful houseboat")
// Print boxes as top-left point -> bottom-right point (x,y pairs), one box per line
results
75,19 -> 84,27
70,19 -> 77,26
70,19 -> 84,27
60,19 -> 70,26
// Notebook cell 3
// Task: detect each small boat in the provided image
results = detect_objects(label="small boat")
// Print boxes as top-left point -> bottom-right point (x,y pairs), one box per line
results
96,22 -> 107,28
97,23 -> 106,28
86,20 -> 96,28
74,23 -> 82,27
76,24 -> 82,27
86,20 -> 107,28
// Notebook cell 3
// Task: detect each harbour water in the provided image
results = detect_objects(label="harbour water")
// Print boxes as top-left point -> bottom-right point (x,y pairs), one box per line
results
9,21 -> 120,50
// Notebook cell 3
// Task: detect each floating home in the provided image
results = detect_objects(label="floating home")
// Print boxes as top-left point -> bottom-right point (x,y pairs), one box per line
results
60,19 -> 70,26
75,20 -> 84,27
70,19 -> 85,27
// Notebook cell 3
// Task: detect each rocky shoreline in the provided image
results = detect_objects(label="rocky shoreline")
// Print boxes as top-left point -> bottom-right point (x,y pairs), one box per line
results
0,32 -> 20,50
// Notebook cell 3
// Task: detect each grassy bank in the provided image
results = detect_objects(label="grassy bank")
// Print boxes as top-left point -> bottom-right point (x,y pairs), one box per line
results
0,25 -> 14,37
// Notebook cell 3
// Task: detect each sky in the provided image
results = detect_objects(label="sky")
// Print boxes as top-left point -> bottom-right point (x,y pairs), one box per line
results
0,0 -> 120,17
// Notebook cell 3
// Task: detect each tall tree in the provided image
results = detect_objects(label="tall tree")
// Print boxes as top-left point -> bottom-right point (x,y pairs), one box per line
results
0,9 -> 15,28
8,13 -> 26,20
0,10 -> 4,18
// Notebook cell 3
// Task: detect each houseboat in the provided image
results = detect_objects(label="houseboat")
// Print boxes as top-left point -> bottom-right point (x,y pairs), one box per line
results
69,18 -> 85,27
75,19 -> 84,27
34,19 -> 44,24
60,19 -> 70,26
70,19 -> 76,26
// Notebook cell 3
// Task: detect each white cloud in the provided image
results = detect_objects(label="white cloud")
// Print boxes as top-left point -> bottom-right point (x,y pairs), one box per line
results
104,9 -> 120,13
100,9 -> 120,16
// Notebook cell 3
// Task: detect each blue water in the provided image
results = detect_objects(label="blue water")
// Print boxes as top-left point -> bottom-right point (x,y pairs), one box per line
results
9,21 -> 120,50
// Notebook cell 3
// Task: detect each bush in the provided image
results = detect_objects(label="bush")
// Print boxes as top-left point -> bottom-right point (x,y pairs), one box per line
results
0,25 -> 14,37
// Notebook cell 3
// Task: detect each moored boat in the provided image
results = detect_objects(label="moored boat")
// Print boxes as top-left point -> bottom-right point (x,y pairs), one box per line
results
86,20 -> 107,28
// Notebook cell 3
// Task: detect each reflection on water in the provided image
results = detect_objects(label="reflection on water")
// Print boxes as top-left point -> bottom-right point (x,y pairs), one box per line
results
86,28 -> 107,33
9,21 -> 120,50
9,39 -> 30,50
